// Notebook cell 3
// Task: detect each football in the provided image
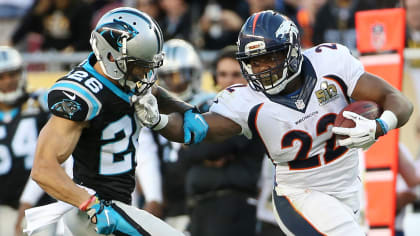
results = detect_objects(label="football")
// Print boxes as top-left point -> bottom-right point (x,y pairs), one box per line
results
334,101 -> 381,139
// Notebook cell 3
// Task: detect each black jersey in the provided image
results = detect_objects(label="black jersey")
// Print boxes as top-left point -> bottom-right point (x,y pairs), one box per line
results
0,93 -> 49,209
48,54 -> 141,204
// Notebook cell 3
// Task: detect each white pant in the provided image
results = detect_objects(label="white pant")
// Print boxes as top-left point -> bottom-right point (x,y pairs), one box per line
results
63,201 -> 185,236
165,215 -> 190,233
272,186 -> 365,236
0,205 -> 55,236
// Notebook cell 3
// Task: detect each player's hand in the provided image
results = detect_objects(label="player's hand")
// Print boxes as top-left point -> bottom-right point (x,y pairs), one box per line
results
132,89 -> 160,128
184,108 -> 208,144
332,111 -> 377,150
87,200 -> 142,236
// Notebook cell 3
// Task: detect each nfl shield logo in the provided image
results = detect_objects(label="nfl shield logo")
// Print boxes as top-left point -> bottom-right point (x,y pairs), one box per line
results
295,99 -> 305,110
371,24 -> 386,51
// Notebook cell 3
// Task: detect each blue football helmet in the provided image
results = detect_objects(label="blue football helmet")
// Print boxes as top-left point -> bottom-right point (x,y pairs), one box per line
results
236,10 -> 303,95
90,7 -> 164,94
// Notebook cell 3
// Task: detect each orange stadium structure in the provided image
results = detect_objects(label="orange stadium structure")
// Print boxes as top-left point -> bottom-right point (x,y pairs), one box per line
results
356,8 -> 406,236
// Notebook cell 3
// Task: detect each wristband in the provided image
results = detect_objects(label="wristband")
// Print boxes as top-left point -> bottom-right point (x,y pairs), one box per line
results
376,118 -> 389,135
151,114 -> 168,131
379,110 -> 398,131
79,195 -> 99,211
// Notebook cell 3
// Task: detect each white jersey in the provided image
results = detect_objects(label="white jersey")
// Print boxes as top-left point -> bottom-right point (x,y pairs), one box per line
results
210,43 -> 364,197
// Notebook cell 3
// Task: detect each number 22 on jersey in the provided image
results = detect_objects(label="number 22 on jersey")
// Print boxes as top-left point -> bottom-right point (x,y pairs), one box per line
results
283,113 -> 348,170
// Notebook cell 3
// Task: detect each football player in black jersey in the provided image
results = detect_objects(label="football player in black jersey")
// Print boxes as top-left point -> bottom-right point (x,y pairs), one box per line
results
30,7 -> 207,236
0,46 -> 50,236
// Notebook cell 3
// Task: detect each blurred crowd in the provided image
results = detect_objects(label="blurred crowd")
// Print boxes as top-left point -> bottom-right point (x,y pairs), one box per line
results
1,0 -> 420,236
0,0 -> 415,54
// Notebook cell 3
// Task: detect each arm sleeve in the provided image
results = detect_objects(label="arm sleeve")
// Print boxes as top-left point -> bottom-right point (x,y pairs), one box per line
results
309,43 -> 364,97
343,48 -> 365,97
136,129 -> 163,203
19,178 -> 44,206
209,87 -> 253,139
20,156 -> 74,205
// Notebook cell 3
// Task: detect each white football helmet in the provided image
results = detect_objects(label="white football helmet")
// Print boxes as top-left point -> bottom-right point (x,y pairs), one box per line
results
158,39 -> 202,101
0,46 -> 26,105
90,7 -> 164,94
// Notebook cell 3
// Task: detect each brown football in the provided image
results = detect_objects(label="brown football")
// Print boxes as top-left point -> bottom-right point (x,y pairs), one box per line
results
334,101 -> 381,139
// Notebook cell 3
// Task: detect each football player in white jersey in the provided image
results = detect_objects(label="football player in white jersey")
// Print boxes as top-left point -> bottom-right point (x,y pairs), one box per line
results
136,10 -> 413,235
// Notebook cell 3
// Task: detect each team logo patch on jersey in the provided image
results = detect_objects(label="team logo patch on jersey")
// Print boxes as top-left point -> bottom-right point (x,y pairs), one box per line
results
295,99 -> 305,110
51,99 -> 81,119
315,81 -> 338,106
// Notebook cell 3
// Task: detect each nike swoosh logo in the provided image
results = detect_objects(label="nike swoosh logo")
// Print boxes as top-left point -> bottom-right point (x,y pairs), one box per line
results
195,114 -> 207,126
104,209 -> 110,225
63,91 -> 76,100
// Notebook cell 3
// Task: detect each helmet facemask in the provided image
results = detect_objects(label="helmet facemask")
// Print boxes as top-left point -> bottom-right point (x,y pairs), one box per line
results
240,42 -> 302,95
117,55 -> 161,95
236,11 -> 303,95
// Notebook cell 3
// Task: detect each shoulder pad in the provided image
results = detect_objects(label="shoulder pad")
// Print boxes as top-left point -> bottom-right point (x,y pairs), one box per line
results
210,84 -> 256,139
48,76 -> 103,121
304,43 -> 363,81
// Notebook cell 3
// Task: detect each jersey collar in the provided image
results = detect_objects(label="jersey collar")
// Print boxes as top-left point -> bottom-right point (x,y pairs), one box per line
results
266,56 -> 317,113
82,53 -> 134,103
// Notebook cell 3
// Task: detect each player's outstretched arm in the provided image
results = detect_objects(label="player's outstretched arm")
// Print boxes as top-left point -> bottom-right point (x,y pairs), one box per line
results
31,115 -> 91,207
157,111 -> 242,143
351,72 -> 413,130
152,85 -> 193,114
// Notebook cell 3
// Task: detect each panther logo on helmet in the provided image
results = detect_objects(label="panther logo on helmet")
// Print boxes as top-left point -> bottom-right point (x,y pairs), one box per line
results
90,7 -> 164,95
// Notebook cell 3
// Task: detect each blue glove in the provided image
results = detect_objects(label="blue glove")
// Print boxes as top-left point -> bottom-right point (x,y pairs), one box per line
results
183,108 -> 208,144
87,201 -> 142,236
